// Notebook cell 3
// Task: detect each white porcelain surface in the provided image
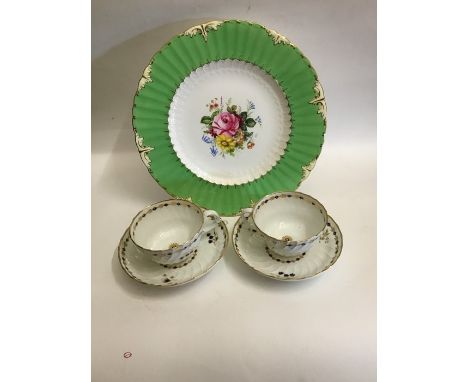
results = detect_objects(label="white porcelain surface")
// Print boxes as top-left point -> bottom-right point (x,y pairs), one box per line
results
93,7 -> 376,380
119,221 -> 228,287
129,200 -> 221,265
244,192 -> 328,257
233,213 -> 342,281
168,59 -> 291,185
133,203 -> 202,250
254,194 -> 327,240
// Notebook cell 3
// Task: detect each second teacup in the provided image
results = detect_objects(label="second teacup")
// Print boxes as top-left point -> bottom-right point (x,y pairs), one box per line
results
242,191 -> 328,257
129,199 -> 221,265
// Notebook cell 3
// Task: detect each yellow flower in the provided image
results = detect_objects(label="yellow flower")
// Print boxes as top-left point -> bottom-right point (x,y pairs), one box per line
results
215,134 -> 236,153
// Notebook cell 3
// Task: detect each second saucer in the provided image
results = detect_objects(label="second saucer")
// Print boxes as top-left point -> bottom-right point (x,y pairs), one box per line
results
233,213 -> 342,281
233,191 -> 343,281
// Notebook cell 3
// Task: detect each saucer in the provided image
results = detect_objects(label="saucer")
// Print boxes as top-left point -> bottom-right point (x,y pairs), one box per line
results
232,214 -> 343,281
118,220 -> 228,287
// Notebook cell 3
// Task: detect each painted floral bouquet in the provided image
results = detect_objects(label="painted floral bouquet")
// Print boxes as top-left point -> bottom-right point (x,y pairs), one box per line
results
200,97 -> 262,157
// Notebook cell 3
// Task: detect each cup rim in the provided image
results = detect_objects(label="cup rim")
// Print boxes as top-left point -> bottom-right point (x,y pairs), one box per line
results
250,191 -> 328,243
129,198 -> 204,253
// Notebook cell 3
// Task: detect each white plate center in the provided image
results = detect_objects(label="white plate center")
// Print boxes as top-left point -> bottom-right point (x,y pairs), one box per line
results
168,59 -> 291,185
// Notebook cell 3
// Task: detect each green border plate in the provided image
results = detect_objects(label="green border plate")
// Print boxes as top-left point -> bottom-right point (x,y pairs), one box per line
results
132,20 -> 326,216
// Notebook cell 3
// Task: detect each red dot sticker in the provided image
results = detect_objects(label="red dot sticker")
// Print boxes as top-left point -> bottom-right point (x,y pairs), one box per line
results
123,352 -> 132,358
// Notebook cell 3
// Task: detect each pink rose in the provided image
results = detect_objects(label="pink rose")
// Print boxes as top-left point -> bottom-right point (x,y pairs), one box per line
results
211,112 -> 240,137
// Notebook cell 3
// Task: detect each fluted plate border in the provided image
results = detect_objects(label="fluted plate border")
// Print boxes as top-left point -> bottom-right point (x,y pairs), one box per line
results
133,20 -> 326,216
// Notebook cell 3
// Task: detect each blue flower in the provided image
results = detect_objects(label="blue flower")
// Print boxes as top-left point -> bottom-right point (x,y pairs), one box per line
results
202,135 -> 213,144
247,100 -> 255,110
255,116 -> 262,125
210,145 -> 218,157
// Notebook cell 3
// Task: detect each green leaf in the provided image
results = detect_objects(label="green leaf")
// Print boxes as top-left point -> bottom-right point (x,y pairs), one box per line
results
211,109 -> 220,118
201,116 -> 212,124
240,111 -> 247,120
245,118 -> 256,128
227,105 -> 238,114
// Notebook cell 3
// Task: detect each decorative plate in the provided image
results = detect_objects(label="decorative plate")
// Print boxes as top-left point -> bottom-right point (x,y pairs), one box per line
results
133,20 -> 326,216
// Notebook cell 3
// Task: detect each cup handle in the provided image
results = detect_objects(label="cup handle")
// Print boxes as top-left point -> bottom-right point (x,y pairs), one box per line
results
241,207 -> 253,219
201,209 -> 222,233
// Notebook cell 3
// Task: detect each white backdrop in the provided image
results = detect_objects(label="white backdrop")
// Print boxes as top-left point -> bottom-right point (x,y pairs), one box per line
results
92,1 -> 376,381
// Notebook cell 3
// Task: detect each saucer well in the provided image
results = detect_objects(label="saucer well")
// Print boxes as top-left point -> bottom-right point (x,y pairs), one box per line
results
118,220 -> 228,287
232,214 -> 342,281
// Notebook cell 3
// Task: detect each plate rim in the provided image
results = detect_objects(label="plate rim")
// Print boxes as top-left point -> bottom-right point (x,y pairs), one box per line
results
132,19 -> 326,216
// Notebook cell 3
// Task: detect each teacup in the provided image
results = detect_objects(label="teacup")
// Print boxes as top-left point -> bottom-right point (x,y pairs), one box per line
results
129,199 -> 222,265
242,191 -> 328,257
